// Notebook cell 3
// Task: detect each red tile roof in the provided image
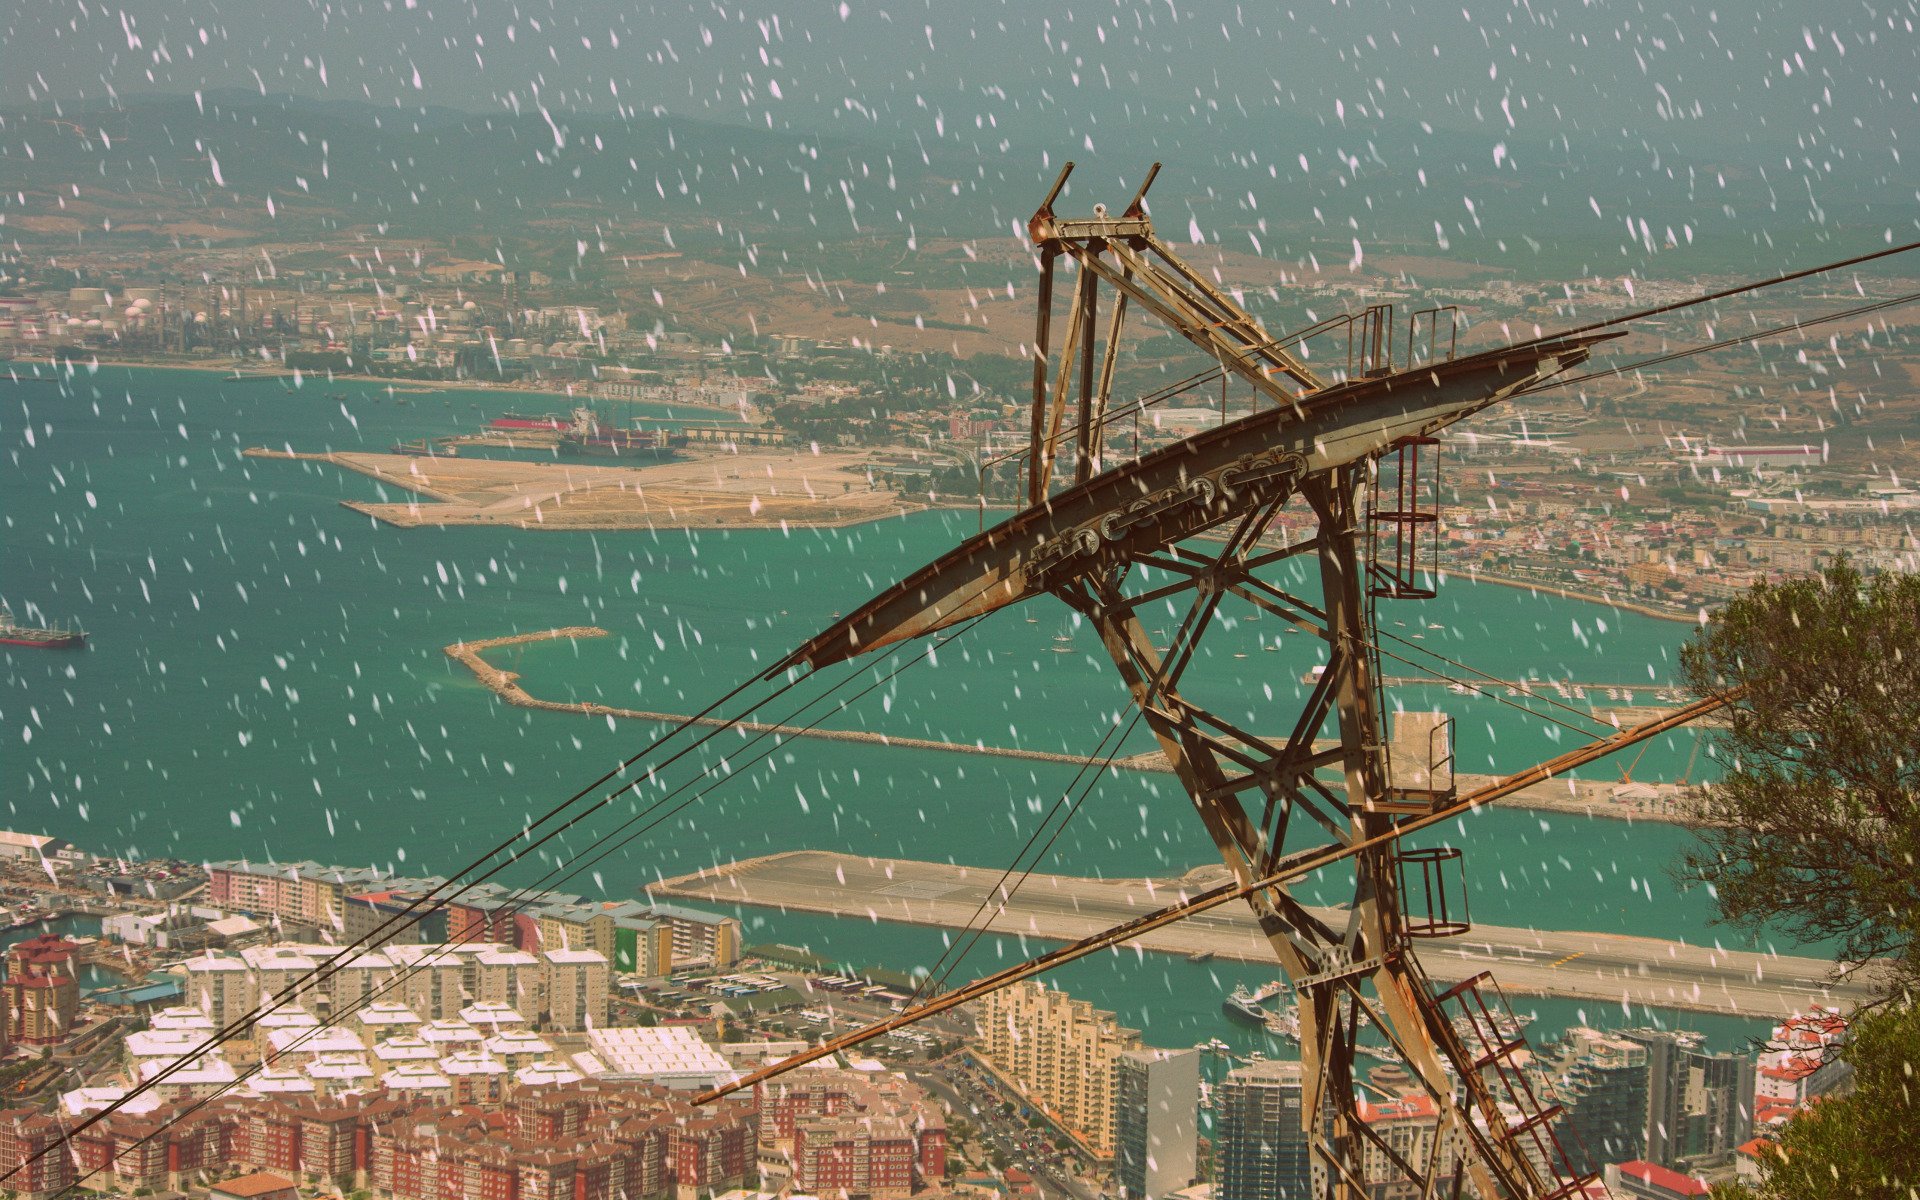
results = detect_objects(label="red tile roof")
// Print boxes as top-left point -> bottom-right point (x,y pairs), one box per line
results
1359,1094 -> 1439,1122
211,1171 -> 298,1198
1618,1160 -> 1710,1197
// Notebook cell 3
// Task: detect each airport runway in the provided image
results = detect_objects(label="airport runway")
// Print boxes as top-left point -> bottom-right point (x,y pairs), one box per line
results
653,850 -> 1876,1018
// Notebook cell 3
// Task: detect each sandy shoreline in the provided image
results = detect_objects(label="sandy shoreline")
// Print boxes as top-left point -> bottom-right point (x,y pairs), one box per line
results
68,359 -> 1710,623
31,356 -> 750,414
1444,568 -> 1698,624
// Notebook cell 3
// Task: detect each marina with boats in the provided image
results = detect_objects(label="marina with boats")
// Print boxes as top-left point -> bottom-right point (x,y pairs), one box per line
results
1219,979 -> 1536,1070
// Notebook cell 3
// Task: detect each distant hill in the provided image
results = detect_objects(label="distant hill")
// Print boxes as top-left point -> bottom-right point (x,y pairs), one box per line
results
1,90 -> 1906,280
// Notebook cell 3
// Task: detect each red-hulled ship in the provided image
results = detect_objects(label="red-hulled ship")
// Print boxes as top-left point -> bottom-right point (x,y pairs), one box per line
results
0,605 -> 86,649
489,413 -> 569,431
558,407 -> 686,459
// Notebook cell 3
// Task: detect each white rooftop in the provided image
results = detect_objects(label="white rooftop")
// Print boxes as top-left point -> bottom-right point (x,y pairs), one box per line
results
127,1028 -> 207,1059
149,1006 -> 216,1032
382,1064 -> 453,1091
139,1056 -> 239,1087
254,1006 -> 321,1031
515,1061 -> 582,1087
385,942 -> 507,966
586,1026 -> 736,1088
477,949 -> 539,967
357,1003 -> 423,1026
374,1037 -> 440,1063
484,1030 -> 553,1057
461,1003 -> 527,1027
420,1020 -> 482,1045
244,946 -> 323,969
440,1051 -> 508,1076
305,1054 -> 374,1081
544,948 -> 609,965
184,954 -> 248,973
244,1068 -> 316,1097
268,1025 -> 364,1056
207,914 -> 261,938
61,1087 -> 163,1118
570,1050 -> 611,1077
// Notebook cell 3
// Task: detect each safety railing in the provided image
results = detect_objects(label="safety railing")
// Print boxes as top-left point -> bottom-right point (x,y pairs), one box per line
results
1405,306 -> 1460,369
1395,846 -> 1470,939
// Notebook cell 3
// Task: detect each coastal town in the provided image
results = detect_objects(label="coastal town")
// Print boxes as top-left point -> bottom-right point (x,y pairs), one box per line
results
0,829 -> 1854,1200
3,47 -> 1916,1200
4,226 -> 1917,611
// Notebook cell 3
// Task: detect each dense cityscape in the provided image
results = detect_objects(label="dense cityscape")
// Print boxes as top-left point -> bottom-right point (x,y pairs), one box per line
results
5,2 -> 1918,1198
0,830 -> 1859,1200
5,258 -> 1915,611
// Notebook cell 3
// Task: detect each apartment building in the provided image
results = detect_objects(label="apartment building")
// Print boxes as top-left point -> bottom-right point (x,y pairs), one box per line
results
48,1083 -> 758,1198
1620,1029 -> 1754,1171
541,949 -> 609,1032
0,1109 -> 73,1199
1112,1048 -> 1199,1200
179,941 -> 610,1033
637,902 -> 742,969
1215,1060 -> 1312,1200
5,935 -> 81,1046
1548,1027 -> 1651,1175
761,1067 -> 947,1196
973,980 -> 1140,1155
207,860 -> 392,932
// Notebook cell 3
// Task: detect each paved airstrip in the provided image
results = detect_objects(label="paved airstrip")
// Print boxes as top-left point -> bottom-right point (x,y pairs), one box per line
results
654,849 -> 1875,1017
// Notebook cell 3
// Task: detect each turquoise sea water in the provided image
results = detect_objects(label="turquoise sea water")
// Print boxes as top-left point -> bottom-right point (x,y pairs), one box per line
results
2,366 -> 1784,1051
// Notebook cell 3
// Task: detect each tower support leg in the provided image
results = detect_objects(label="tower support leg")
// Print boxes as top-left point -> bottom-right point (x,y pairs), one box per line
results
1069,473 -> 1549,1199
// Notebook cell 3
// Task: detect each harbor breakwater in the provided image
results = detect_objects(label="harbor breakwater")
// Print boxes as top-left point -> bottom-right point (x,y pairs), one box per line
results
446,628 -> 1702,825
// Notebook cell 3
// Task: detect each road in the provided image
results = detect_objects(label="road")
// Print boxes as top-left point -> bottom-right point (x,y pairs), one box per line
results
912,1063 -> 1100,1200
659,850 -> 1878,1018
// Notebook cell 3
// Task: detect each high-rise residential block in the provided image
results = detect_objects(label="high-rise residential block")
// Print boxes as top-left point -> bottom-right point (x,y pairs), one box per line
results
974,980 -> 1141,1155
1113,1047 -> 1199,1200
1547,1026 -> 1650,1175
1621,1028 -> 1754,1170
1215,1060 -> 1312,1200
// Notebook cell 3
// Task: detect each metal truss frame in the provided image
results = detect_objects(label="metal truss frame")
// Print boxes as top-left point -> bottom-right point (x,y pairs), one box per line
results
1055,468 -> 1586,1199
1025,164 -> 1593,1200
775,163 -> 1612,1199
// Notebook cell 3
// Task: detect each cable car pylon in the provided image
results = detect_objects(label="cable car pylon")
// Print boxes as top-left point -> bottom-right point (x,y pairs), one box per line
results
774,163 -> 1629,1198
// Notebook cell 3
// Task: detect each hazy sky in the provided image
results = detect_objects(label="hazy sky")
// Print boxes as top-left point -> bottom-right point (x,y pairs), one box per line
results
5,0 -> 1913,171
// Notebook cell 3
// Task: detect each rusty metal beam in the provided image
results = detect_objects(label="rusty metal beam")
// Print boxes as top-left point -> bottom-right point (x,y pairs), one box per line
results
773,332 -> 1608,674
1026,249 -> 1058,505
1079,268 -> 1130,483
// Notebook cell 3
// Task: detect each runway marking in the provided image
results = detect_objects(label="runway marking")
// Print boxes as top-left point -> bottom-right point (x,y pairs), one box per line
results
1548,952 -> 1585,968
876,880 -> 963,900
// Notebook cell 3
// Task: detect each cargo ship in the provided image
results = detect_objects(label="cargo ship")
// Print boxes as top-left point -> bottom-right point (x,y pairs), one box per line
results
558,407 -> 685,459
490,412 -> 569,431
0,605 -> 86,649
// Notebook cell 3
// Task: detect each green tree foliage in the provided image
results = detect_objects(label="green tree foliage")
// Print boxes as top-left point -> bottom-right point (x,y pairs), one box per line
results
1712,1003 -> 1920,1199
1679,559 -> 1920,1000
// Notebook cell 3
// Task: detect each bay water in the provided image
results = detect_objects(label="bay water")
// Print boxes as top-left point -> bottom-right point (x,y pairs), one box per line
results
2,367 -> 1787,1051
